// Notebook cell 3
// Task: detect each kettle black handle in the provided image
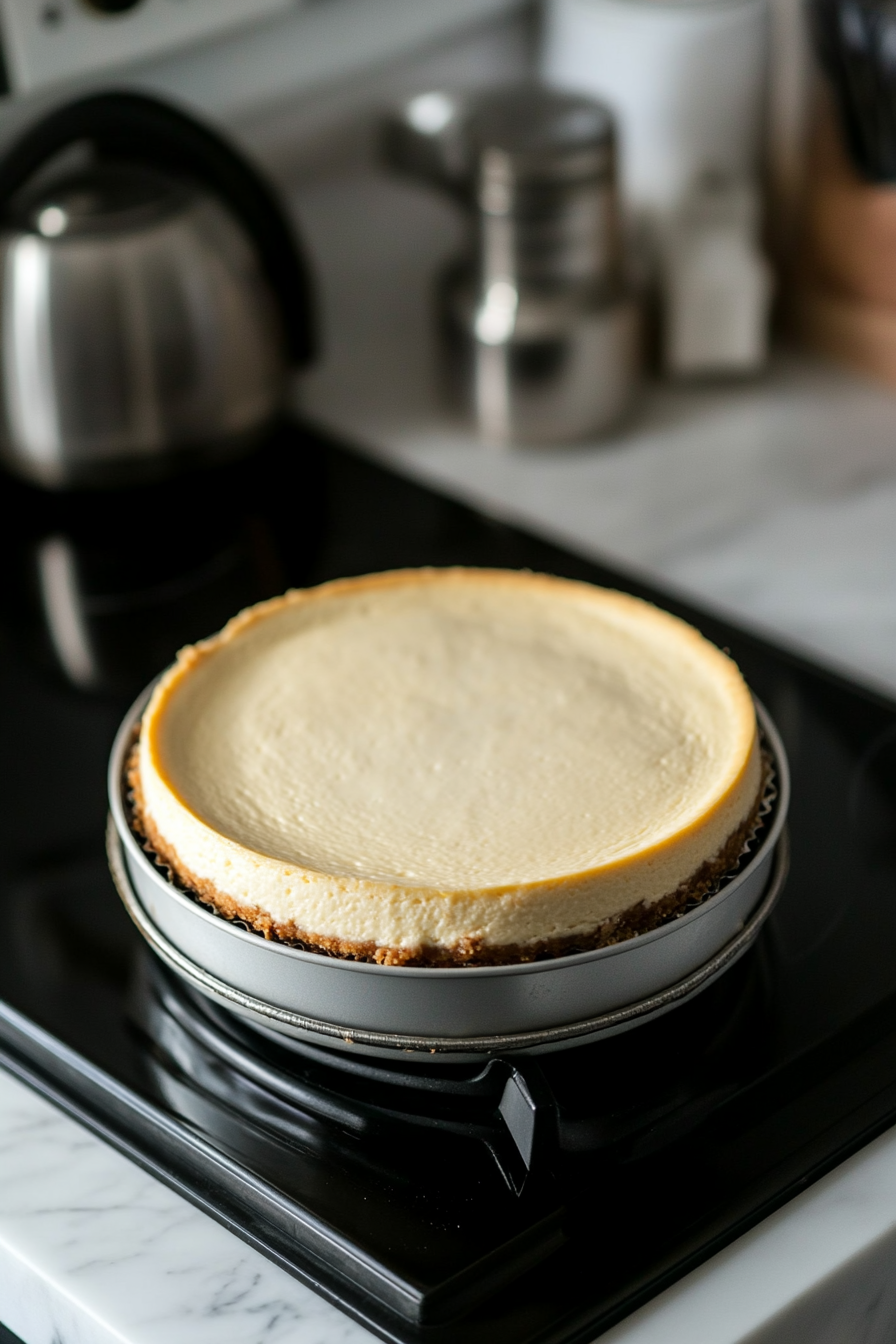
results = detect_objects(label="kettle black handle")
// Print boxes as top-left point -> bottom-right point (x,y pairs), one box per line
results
0,90 -> 315,368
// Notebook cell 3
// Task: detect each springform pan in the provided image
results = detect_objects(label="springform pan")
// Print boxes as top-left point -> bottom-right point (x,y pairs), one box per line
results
108,685 -> 790,1045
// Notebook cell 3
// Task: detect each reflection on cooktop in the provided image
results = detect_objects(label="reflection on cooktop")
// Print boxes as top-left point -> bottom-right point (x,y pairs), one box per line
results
0,420 -> 325,696
1,427 -> 896,1343
133,949 -> 774,1195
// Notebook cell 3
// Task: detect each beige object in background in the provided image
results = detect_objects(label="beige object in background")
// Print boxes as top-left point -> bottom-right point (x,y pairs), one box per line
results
661,176 -> 774,376
793,287 -> 896,386
801,105 -> 896,304
794,102 -> 896,385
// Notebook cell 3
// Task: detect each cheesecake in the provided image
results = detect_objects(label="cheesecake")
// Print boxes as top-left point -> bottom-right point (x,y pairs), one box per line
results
130,569 -> 763,966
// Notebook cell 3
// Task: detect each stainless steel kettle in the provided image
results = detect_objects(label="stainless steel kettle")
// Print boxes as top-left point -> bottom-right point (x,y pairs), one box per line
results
0,93 -> 315,488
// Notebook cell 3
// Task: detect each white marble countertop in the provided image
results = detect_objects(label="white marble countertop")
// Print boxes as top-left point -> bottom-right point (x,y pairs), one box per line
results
6,166 -> 896,1344
4,1056 -> 896,1344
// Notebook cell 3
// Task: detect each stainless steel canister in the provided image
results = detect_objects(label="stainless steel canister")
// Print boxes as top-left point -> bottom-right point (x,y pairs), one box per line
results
386,85 -> 640,443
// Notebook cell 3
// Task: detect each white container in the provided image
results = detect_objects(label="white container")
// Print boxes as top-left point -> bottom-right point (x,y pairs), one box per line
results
661,176 -> 774,374
541,0 -> 769,219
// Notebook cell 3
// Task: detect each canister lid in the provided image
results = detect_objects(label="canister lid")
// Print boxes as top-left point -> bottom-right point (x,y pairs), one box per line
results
384,84 -> 615,200
465,87 -> 615,185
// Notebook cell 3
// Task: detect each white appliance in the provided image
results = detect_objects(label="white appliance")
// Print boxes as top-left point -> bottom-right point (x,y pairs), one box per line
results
0,0 -> 295,93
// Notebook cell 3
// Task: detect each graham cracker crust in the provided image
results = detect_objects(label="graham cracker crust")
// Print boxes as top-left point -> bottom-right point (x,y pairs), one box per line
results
126,741 -> 770,968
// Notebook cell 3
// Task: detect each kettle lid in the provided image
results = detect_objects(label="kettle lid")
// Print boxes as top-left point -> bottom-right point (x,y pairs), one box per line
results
13,163 -> 189,240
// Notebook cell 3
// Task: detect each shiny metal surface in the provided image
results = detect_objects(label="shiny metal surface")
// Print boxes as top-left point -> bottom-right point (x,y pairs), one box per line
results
464,90 -> 636,442
470,88 -> 619,291
387,86 -> 620,287
385,87 -> 616,267
446,273 -> 639,442
108,687 -> 790,1051
386,85 -> 638,443
108,816 -> 789,1061
0,166 -> 287,487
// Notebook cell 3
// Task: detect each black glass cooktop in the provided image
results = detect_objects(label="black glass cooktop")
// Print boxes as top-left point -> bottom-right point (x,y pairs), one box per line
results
1,424 -> 896,1344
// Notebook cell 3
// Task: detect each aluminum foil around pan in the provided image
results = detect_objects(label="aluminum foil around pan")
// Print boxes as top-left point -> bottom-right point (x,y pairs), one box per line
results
108,687 -> 790,1049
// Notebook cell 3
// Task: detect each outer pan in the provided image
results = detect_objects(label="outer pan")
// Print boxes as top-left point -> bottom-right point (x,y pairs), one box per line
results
108,687 -> 790,1049
108,819 -> 788,1061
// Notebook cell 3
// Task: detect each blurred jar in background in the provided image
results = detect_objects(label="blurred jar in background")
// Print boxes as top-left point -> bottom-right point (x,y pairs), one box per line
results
542,0 -> 768,225
661,175 -> 774,377
542,0 -> 774,376
385,85 -> 641,444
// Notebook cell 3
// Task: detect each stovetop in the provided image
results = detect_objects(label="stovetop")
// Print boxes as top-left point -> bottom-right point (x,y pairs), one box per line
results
1,423 -> 896,1344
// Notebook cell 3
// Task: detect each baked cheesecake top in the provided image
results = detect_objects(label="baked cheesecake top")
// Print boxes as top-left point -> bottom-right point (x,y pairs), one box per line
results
135,569 -> 761,962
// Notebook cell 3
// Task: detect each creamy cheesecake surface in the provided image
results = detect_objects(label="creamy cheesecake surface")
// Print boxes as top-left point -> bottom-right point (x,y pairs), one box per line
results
132,569 -> 763,965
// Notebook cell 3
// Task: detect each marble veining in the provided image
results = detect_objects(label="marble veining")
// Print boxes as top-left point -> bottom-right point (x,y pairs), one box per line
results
5,1050 -> 896,1344
0,1070 -> 374,1344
